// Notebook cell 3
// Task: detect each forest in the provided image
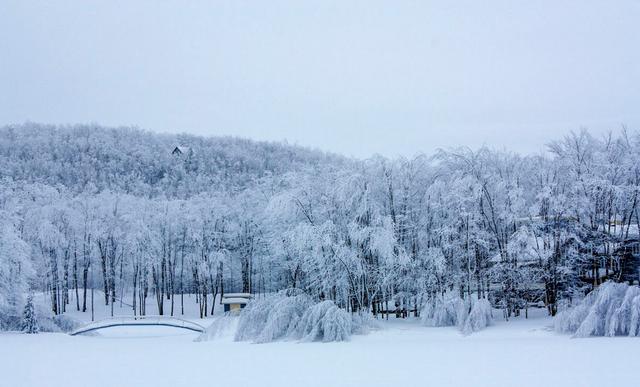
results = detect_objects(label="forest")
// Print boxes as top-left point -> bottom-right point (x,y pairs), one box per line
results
1,123 -> 639,330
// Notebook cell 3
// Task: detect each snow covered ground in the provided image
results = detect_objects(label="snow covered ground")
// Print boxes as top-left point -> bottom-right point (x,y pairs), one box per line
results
1,308 -> 638,387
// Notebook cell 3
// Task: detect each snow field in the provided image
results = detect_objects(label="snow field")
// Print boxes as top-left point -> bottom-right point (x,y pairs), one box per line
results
1,309 -> 638,387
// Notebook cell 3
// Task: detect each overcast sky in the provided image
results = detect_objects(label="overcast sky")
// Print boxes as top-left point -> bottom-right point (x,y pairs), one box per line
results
1,1 -> 639,158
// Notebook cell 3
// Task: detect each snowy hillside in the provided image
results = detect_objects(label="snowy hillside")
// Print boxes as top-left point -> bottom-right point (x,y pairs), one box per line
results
0,123 -> 347,196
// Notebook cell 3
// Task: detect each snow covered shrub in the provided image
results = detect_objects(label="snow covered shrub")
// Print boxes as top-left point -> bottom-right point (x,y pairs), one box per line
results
351,311 -> 380,335
461,298 -> 493,335
422,294 -> 492,334
421,294 -> 466,328
554,291 -> 598,334
196,315 -> 238,342
234,290 -> 374,343
51,314 -> 80,332
0,293 -> 77,333
605,285 -> 640,337
234,289 -> 313,343
0,313 -> 21,331
19,302 -> 81,333
554,281 -> 640,337
30,313 -> 79,333
293,300 -> 352,342
35,317 -> 63,333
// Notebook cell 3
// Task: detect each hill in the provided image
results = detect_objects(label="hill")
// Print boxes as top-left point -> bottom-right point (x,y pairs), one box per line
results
0,123 -> 348,197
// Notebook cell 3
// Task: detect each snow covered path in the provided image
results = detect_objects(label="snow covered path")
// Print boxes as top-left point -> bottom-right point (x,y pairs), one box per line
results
1,314 -> 637,387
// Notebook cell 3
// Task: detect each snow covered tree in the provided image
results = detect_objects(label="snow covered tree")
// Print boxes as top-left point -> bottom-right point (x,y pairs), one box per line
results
0,216 -> 33,329
555,281 -> 640,337
21,294 -> 39,334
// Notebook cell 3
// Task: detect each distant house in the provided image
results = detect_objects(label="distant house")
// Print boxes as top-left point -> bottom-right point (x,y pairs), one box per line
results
172,146 -> 192,156
221,293 -> 251,313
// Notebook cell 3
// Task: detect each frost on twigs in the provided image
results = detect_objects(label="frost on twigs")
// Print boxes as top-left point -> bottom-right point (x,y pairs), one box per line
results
554,281 -> 640,337
233,290 -> 372,343
421,294 -> 493,334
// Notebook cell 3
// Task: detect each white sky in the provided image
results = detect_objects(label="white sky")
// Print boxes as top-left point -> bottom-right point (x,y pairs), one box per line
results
1,0 -> 639,158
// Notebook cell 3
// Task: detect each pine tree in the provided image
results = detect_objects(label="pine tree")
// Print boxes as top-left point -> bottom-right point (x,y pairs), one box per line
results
22,294 -> 39,334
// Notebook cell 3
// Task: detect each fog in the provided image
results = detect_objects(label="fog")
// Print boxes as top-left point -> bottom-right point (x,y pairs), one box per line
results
1,0 -> 639,157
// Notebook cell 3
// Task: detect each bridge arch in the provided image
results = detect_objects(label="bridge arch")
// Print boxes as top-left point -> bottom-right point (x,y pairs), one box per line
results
69,316 -> 206,336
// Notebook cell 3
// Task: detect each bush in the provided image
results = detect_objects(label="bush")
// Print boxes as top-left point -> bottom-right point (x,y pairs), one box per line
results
462,298 -> 493,334
422,294 -> 492,334
234,289 -> 313,343
293,300 -> 352,342
0,314 -> 21,331
555,281 -> 640,337
51,314 -> 81,332
232,290 -> 373,343
422,294 -> 466,328
195,315 -> 238,342
350,311 -> 380,335
609,285 -> 640,337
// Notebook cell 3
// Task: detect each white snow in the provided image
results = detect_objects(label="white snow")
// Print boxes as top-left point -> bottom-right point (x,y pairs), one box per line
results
222,293 -> 252,298
220,297 -> 250,304
1,309 -> 638,387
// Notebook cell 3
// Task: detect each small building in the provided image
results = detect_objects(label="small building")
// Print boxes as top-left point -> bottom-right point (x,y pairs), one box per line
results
221,293 -> 251,313
172,146 -> 192,156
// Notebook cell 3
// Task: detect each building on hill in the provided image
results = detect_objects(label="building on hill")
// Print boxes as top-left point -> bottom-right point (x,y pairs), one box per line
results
172,146 -> 192,156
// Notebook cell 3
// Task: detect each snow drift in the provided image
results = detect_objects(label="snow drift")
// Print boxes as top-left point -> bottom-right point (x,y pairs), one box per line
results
421,294 -> 493,334
555,281 -> 640,337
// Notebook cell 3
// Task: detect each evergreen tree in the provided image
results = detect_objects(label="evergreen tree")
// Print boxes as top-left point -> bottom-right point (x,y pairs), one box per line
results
22,294 -> 39,334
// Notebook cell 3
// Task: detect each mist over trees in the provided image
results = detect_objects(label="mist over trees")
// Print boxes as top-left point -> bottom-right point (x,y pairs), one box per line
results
1,123 -> 639,327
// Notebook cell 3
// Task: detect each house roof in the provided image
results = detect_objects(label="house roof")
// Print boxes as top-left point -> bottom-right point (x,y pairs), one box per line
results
221,293 -> 252,304
223,293 -> 252,298
221,297 -> 250,305
172,146 -> 191,154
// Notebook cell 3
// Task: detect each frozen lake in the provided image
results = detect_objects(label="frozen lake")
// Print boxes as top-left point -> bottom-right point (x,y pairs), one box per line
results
1,311 -> 637,387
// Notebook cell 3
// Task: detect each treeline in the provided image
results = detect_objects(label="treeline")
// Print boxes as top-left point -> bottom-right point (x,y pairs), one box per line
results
0,124 -> 639,327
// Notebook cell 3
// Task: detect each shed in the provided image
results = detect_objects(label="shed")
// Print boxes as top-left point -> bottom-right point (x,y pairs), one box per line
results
221,293 -> 251,313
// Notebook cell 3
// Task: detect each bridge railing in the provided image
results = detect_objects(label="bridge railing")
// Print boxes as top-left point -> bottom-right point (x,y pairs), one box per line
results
69,315 -> 206,335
